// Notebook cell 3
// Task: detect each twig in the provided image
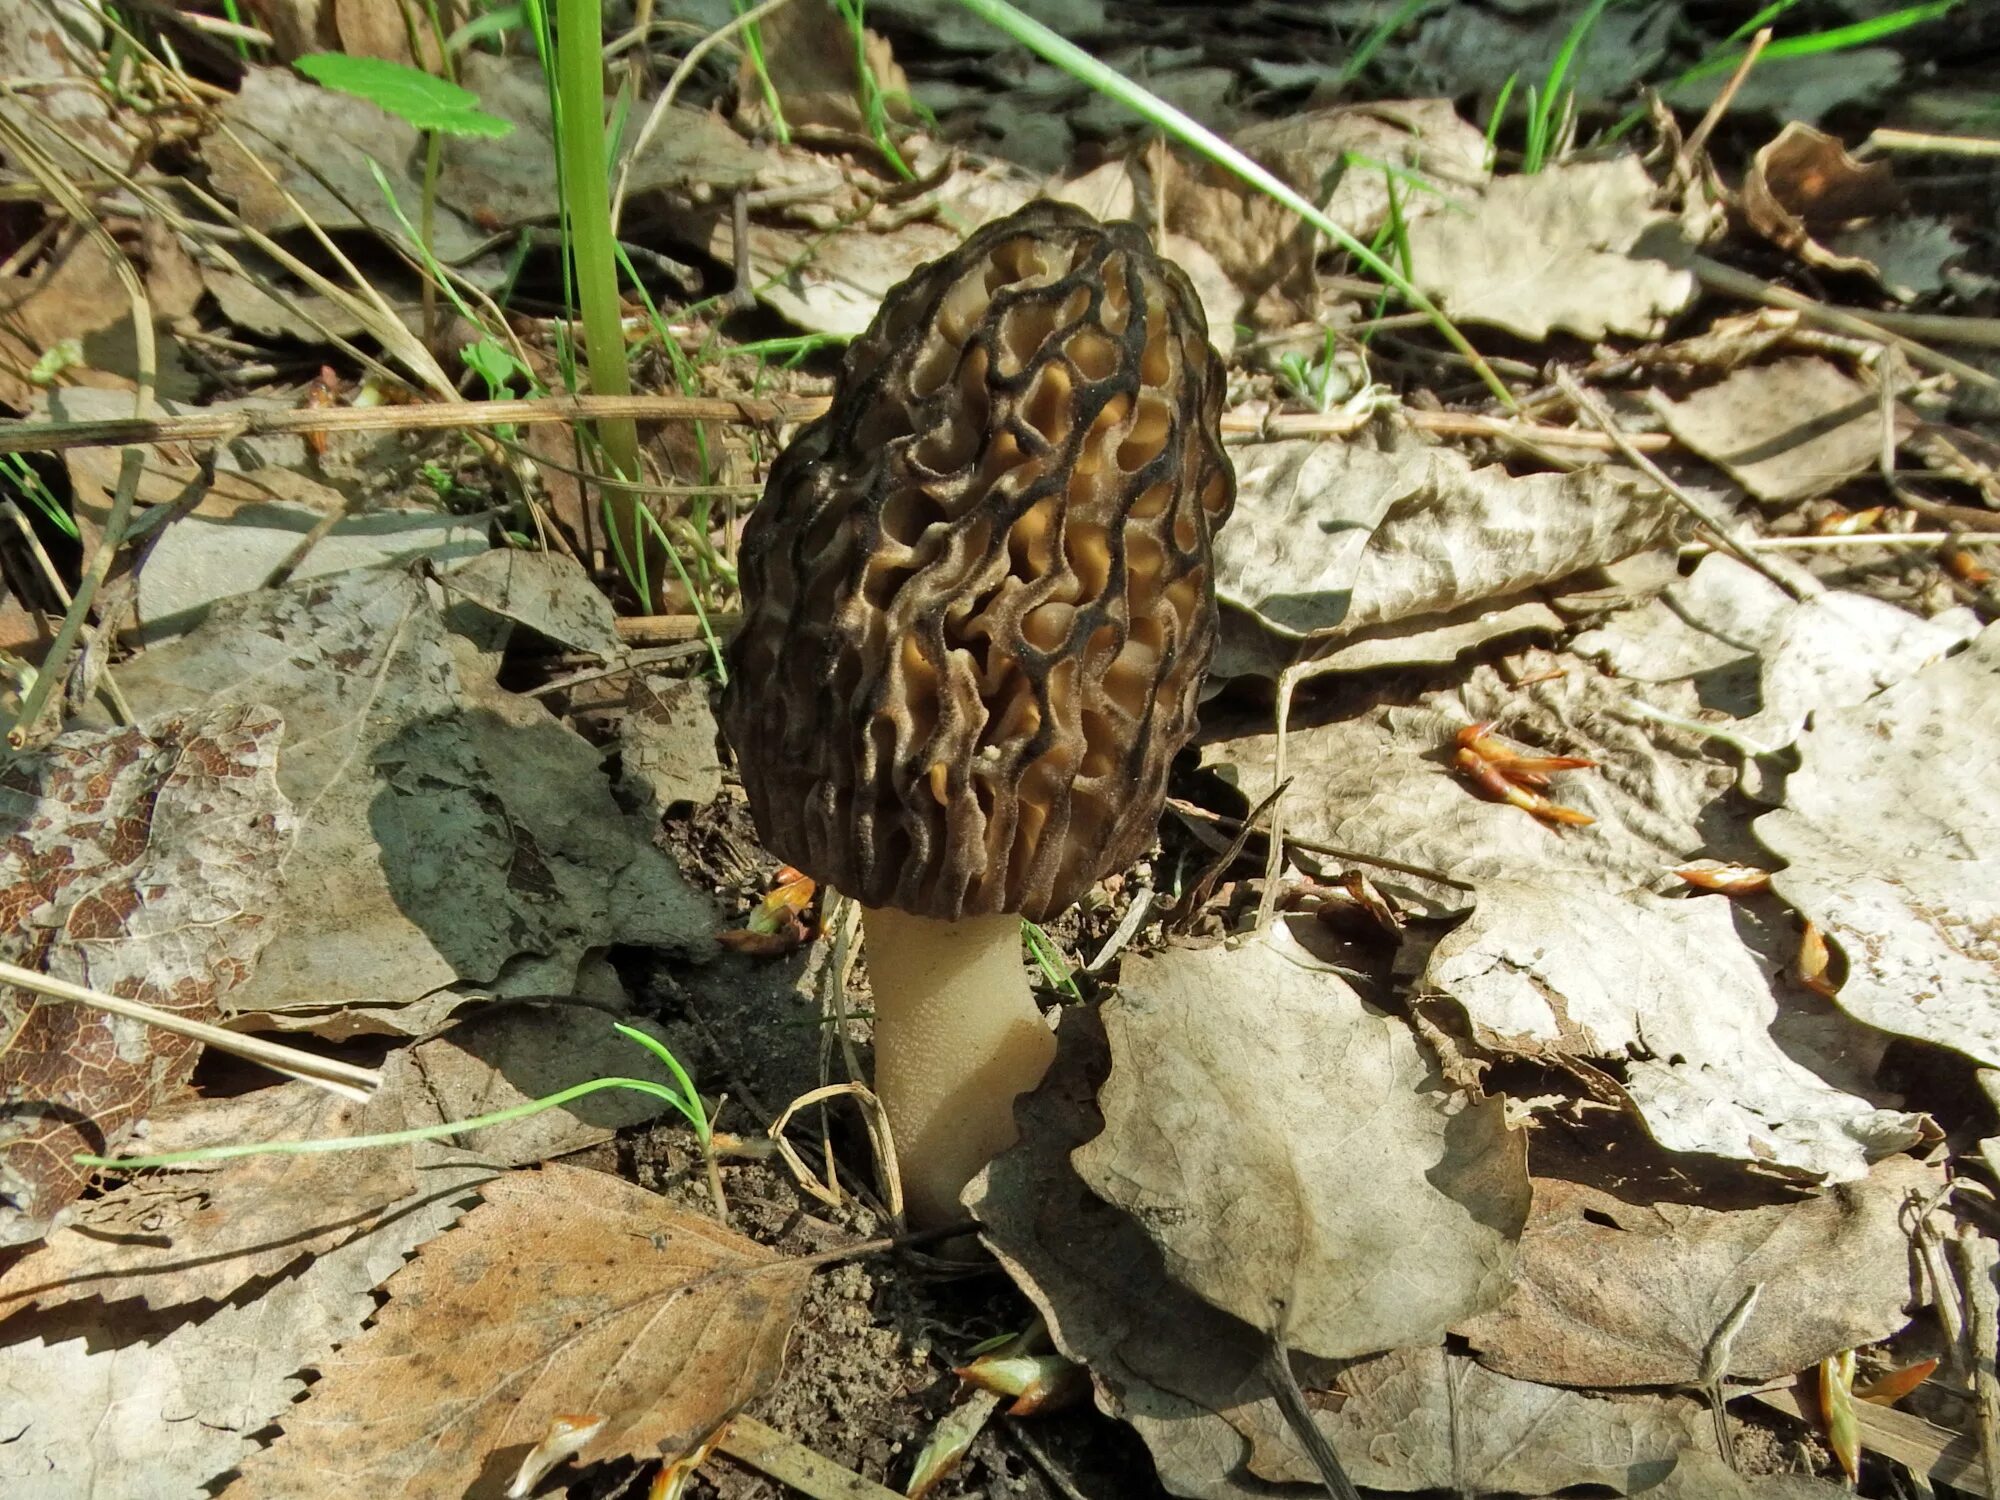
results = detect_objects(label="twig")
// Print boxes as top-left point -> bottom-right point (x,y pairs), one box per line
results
1554,367 -> 1808,601
1692,256 -> 2000,391
1682,27 -> 1770,169
1863,127 -> 2000,159
0,107 -> 153,746
0,957 -> 382,1101
0,393 -> 829,457
1166,796 -> 1478,892
1682,531 -> 2000,553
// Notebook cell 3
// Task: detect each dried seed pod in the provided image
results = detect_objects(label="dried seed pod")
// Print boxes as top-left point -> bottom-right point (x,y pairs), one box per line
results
724,200 -> 1235,922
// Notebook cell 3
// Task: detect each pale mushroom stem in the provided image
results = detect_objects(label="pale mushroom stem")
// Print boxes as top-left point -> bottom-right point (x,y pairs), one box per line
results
860,905 -> 1059,1227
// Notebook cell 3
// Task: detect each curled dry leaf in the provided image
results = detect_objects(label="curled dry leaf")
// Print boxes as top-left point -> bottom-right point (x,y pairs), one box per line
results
1211,431 -> 1682,681
1074,922 -> 1528,1360
226,1164 -> 809,1499
1454,1154 -> 1936,1388
0,705 -> 295,1246
1740,123 -> 1902,282
1756,626 -> 2000,1066
1401,156 -> 1697,341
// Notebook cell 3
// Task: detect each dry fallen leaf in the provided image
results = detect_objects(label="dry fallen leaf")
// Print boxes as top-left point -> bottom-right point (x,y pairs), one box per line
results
114,564 -> 715,1036
1212,431 -> 1682,680
1205,659 -> 1738,918
0,1144 -> 494,1498
1740,123 -> 1902,280
1402,156 -> 1697,341
0,705 -> 295,1246
1285,1342 -> 1700,1495
1654,358 -> 1905,505
1575,554 -> 1980,755
1422,883 -> 1932,1181
1756,625 -> 2000,1066
1074,922 -> 1528,1360
1455,1154 -> 1934,1387
226,1163 -> 809,1498
972,1006 -> 1345,1499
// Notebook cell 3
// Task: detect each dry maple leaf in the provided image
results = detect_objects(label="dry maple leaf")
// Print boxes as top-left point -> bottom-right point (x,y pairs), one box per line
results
225,1163 -> 809,1498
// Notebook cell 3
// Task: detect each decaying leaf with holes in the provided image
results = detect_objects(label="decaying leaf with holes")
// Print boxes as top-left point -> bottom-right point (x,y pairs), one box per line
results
0,706 -> 295,1246
724,199 -> 1234,1224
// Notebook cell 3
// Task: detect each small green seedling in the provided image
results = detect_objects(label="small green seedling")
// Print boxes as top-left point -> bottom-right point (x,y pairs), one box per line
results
76,1023 -> 731,1214
292,53 -> 513,138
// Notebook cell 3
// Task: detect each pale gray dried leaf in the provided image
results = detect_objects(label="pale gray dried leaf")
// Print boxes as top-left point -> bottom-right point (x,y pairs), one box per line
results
1211,432 -> 1681,679
1655,358 -> 1900,504
136,505 -> 488,644
0,706 -> 296,1246
114,566 -> 715,1036
440,52 -> 769,224
0,1 -> 142,176
1403,157 -> 1697,340
1826,217 -> 1966,300
0,1144 -> 493,1500
1075,923 -> 1528,1360
1205,660 -> 1736,917
1756,626 -> 2000,1065
1237,99 -> 1490,241
971,1008 -> 1342,1500
396,1003 -> 682,1165
1423,883 -> 1931,1180
1261,1344 -> 1699,1495
437,548 -> 620,658
618,676 -> 724,817
1574,554 -> 1980,752
1455,1154 -> 1934,1387
204,66 -> 487,263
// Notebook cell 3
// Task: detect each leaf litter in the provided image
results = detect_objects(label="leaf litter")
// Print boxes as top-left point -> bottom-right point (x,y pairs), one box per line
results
4,1 -> 2000,1496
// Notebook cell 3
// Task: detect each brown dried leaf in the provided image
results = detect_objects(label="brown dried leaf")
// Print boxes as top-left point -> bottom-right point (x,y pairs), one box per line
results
1074,923 -> 1528,1360
0,1005 -> 677,1315
0,705 -> 295,1246
227,1164 -> 809,1497
1454,1155 -> 1935,1387
1741,124 -> 1901,280
0,1143 -> 493,1496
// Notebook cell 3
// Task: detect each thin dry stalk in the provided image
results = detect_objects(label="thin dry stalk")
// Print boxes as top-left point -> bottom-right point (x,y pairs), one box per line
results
1556,368 -> 1806,601
0,958 -> 382,1101
768,1081 -> 904,1222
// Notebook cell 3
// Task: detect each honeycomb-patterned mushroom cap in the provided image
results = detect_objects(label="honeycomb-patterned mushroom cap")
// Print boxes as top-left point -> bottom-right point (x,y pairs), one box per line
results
723,200 -> 1235,922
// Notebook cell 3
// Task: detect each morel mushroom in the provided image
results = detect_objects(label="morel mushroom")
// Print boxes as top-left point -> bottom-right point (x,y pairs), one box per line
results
723,200 -> 1235,1225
